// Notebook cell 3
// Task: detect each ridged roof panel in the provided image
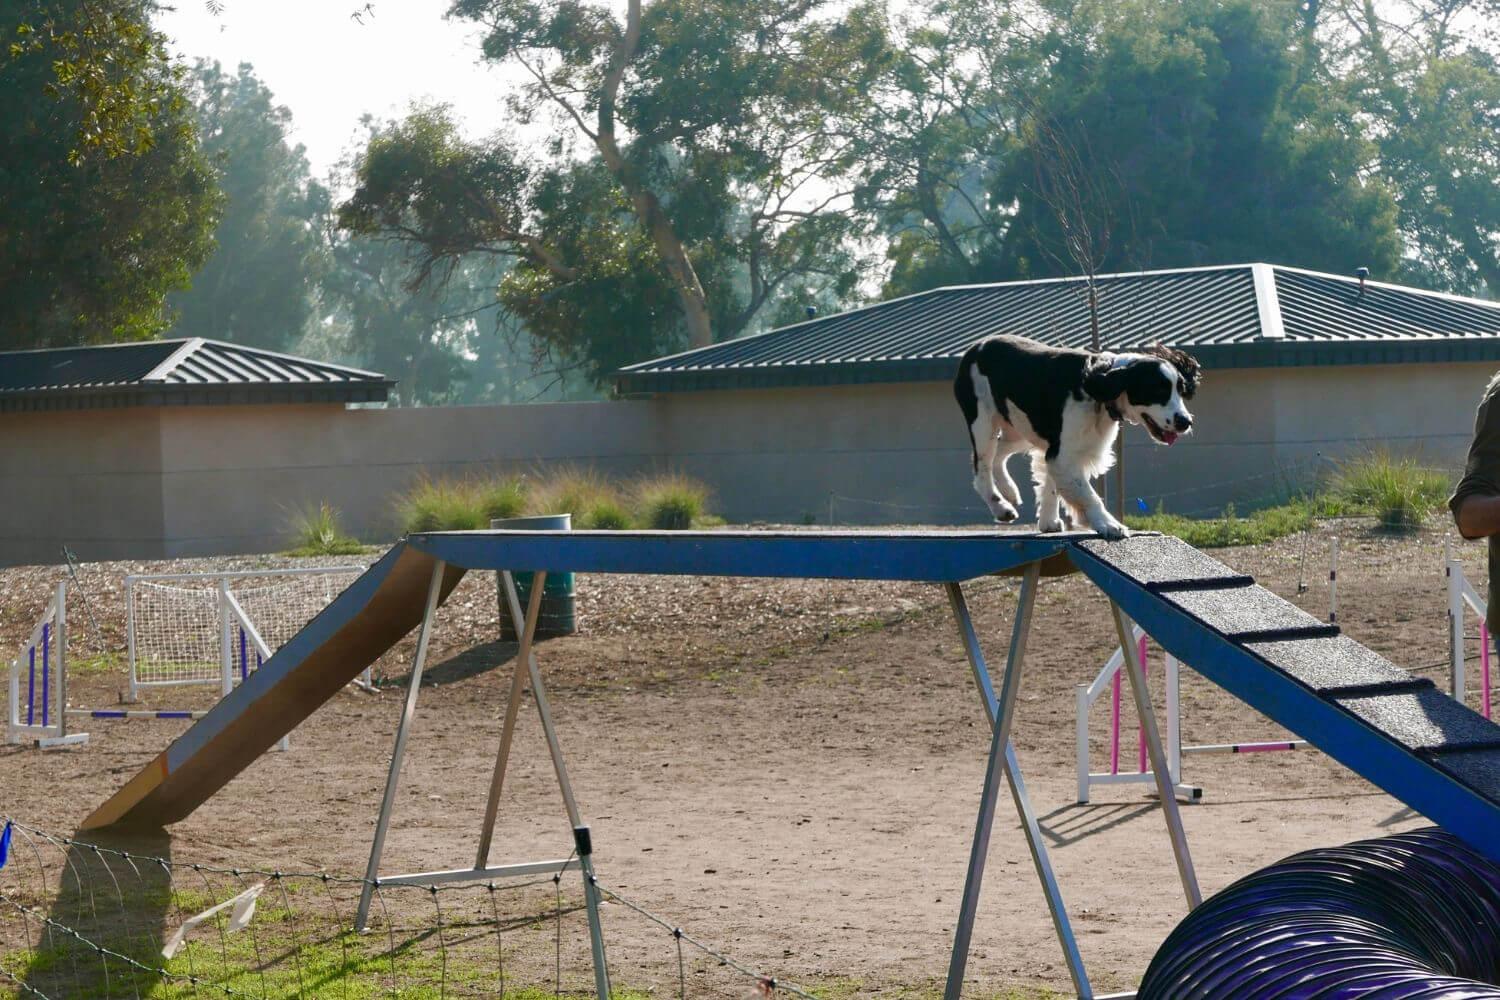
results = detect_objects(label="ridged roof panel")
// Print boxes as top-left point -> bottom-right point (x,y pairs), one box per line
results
1275,269 -> 1500,341
0,339 -> 388,394
624,266 -> 1261,377
0,341 -> 181,391
619,264 -> 1500,391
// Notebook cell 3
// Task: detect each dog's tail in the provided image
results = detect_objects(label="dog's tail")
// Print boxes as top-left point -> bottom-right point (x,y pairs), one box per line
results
953,344 -> 981,474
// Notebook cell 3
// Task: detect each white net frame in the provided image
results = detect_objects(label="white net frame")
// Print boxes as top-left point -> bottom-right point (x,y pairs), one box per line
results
127,567 -> 365,690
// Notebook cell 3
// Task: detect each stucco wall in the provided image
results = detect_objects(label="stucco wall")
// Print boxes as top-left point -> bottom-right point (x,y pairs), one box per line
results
153,401 -> 668,557
650,361 -> 1492,525
0,360 -> 1491,565
0,409 -> 165,566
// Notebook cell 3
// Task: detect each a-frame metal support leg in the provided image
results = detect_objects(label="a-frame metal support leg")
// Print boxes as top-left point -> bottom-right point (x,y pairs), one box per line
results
943,565 -> 1092,1000
357,560 -> 447,931
353,562 -> 609,1000
482,569 -> 611,1000
477,570 -> 552,864
1108,602 -> 1201,910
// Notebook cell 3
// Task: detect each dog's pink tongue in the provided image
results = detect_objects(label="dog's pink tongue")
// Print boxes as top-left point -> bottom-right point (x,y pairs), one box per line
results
1163,430 -> 1179,445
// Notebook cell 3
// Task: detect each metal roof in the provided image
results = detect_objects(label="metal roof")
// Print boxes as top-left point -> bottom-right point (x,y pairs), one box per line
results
618,263 -> 1500,393
0,338 -> 392,412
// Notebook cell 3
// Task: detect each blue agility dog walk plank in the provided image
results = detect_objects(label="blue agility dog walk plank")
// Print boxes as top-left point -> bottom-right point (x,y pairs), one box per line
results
407,528 -> 1078,581
84,529 -> 1075,831
1071,534 -> 1500,863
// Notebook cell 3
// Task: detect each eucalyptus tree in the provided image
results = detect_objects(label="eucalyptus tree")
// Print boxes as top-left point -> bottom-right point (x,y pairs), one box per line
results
339,0 -> 886,386
1307,0 -> 1500,294
1,0 -> 219,347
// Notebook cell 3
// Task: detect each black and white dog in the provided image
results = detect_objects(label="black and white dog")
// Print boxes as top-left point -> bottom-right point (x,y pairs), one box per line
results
953,334 -> 1201,539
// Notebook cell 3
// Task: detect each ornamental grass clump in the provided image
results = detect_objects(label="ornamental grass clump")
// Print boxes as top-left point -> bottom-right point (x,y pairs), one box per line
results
631,472 -> 711,529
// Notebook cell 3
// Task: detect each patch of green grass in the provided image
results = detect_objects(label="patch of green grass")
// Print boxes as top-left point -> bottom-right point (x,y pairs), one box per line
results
1126,501 -> 1316,548
631,472 -> 712,529
3,900 -> 647,1000
397,467 -> 721,533
69,651 -> 125,675
807,979 -> 1063,1000
1324,448 -> 1452,533
1125,450 -> 1455,546
285,502 -> 364,556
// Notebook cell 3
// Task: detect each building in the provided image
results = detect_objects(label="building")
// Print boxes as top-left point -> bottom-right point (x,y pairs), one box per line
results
8,263 -> 1500,566
1,338 -> 392,565
617,263 -> 1500,524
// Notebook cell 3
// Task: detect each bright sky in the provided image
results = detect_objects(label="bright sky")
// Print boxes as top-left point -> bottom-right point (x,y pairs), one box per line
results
153,0 -> 516,179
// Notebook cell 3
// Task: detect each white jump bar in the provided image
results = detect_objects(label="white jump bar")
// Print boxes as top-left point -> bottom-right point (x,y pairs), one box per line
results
377,857 -> 580,888
1183,740 -> 1308,755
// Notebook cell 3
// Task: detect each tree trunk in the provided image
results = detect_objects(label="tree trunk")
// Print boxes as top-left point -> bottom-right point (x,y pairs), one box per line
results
594,0 -> 715,349
631,188 -> 715,348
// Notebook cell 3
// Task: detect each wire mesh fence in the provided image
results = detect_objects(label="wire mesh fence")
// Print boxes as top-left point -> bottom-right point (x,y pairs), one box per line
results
0,819 -> 815,1000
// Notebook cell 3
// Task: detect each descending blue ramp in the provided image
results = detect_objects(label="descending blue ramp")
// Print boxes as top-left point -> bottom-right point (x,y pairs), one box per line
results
82,541 -> 466,829
1071,534 -> 1500,864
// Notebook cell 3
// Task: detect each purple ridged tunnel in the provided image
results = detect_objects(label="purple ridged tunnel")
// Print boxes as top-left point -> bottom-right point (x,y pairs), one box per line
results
1139,828 -> 1500,999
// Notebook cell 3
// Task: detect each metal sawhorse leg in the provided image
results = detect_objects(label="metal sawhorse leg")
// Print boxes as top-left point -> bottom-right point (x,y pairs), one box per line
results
942,564 -> 1200,1000
355,561 -> 611,1000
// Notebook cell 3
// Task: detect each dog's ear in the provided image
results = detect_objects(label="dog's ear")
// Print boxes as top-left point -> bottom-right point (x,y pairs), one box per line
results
1082,359 -> 1129,403
1142,343 -> 1202,399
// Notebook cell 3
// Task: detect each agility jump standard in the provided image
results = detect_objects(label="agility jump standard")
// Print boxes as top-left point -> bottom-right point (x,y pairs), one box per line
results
85,529 -> 1500,1000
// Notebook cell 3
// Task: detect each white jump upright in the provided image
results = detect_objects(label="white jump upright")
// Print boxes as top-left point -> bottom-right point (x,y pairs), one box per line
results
1077,627 -> 1314,803
1075,625 -> 1197,803
1447,538 -> 1491,717
354,562 -> 608,1000
7,582 -> 88,748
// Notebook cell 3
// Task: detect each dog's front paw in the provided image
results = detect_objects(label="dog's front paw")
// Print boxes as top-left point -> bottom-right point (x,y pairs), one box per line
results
1038,515 -> 1064,533
1090,518 -> 1130,541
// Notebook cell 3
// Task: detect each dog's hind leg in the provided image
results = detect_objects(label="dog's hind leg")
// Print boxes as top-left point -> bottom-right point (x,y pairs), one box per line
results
971,416 -> 1020,523
993,432 -> 1026,509
956,358 -> 1019,523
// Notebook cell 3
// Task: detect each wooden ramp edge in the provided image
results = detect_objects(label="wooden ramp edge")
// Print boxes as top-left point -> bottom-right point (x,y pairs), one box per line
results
82,542 -> 466,830
1070,534 -> 1500,863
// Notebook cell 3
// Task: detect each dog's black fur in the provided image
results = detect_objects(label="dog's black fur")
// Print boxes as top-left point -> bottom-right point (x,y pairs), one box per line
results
954,334 -> 1202,537
954,337 -> 1201,463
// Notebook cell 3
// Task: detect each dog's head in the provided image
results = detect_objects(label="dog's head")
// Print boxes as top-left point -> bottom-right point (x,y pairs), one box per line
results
1083,344 -> 1201,446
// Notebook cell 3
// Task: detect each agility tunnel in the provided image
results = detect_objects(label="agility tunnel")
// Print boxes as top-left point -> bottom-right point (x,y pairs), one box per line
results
1139,827 -> 1500,998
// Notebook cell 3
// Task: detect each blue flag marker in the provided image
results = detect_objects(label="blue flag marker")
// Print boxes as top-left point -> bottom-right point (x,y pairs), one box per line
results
0,821 -> 11,871
1136,497 -> 1150,513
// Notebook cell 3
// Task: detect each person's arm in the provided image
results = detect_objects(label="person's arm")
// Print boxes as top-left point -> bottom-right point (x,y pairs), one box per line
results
1455,493 -> 1500,539
1451,387 -> 1500,538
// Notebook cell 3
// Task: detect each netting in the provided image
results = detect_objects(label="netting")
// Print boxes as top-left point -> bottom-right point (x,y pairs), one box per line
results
129,583 -> 219,685
0,818 -> 818,1000
128,569 -> 364,688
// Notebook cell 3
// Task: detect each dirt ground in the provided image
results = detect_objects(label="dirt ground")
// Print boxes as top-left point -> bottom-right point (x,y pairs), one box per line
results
0,522 -> 1484,997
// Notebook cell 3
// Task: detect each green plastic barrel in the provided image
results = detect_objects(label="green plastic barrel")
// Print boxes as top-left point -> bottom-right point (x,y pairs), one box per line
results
493,514 -> 577,640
